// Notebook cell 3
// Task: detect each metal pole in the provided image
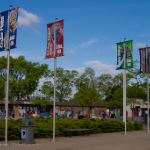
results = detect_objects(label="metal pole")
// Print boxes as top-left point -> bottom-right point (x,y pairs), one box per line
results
52,18 -> 57,143
5,6 -> 12,145
52,57 -> 56,143
5,50 -> 10,145
145,44 -> 150,134
147,76 -> 149,134
123,38 -> 127,135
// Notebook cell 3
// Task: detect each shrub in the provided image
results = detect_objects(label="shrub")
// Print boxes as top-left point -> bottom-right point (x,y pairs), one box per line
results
0,118 -> 143,140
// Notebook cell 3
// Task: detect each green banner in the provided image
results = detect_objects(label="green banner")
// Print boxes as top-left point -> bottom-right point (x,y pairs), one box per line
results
116,40 -> 133,70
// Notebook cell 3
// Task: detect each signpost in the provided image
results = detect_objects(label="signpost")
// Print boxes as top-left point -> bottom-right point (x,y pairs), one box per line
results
139,46 -> 150,134
147,76 -> 149,134
116,39 -> 133,135
45,19 -> 64,143
0,6 -> 18,145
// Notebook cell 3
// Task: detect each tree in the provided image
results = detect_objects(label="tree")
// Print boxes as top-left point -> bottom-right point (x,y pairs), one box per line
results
75,67 -> 96,90
74,87 -> 101,106
41,81 -> 54,99
97,74 -> 113,100
99,73 -> 123,108
102,72 -> 137,108
74,87 -> 101,114
0,76 -> 5,98
42,68 -> 78,102
127,98 -> 141,121
0,56 -> 48,100
127,67 -> 147,100
32,98 -> 52,110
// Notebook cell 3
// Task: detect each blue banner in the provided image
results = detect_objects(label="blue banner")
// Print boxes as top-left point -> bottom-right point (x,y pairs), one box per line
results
0,10 -> 8,51
0,8 -> 18,51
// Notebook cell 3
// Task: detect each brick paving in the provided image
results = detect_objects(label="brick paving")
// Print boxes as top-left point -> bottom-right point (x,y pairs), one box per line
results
0,131 -> 150,150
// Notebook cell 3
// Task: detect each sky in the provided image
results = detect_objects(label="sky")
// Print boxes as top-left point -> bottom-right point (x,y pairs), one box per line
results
1,0 -> 150,76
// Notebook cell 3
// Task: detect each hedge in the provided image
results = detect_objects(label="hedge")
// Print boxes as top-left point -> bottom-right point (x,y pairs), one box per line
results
0,118 -> 143,140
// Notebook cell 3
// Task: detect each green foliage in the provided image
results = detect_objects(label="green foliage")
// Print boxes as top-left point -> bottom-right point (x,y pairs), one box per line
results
31,98 -> 52,109
42,68 -> 78,102
0,118 -> 143,140
75,67 -> 96,90
0,55 -> 148,109
74,87 -> 101,106
97,74 -> 113,100
0,56 -> 48,100
0,77 -> 4,99
0,119 -> 23,140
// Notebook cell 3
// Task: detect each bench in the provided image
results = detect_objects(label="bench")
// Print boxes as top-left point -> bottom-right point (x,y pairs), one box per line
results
64,128 -> 90,136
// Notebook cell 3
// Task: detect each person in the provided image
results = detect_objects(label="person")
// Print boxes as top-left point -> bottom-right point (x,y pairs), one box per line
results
69,111 -> 74,118
117,111 -> 120,119
110,112 -> 116,118
144,110 -> 147,124
28,109 -> 33,117
44,111 -> 49,118
102,111 -> 106,119
126,111 -> 128,118
64,110 -> 67,118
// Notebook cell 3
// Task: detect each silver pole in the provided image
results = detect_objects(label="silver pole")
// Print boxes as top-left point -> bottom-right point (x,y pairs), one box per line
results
52,57 -> 56,143
5,6 -> 12,145
147,76 -> 149,134
5,50 -> 10,145
123,38 -> 127,135
146,44 -> 150,134
52,18 -> 57,143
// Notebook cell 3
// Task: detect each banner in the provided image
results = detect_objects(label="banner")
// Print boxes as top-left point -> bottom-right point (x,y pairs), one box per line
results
9,8 -> 18,50
0,7 -> 18,51
139,47 -> 150,73
45,20 -> 64,59
0,10 -> 7,51
116,40 -> 133,70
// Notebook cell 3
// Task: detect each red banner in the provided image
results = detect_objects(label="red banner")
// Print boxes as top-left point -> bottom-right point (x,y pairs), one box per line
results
45,20 -> 64,59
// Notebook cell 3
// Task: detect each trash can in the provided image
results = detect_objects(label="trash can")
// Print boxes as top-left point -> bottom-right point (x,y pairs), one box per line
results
21,125 -> 35,144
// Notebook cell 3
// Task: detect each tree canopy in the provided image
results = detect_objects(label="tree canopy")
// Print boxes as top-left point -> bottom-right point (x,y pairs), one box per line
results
0,55 -> 148,109
0,56 -> 48,100
41,68 -> 78,102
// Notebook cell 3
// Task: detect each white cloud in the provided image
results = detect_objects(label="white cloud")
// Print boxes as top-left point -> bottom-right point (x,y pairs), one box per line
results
80,38 -> 99,48
85,60 -> 118,75
18,8 -> 40,26
10,51 -> 28,58
75,67 -> 85,75
67,67 -> 85,75
134,43 -> 146,49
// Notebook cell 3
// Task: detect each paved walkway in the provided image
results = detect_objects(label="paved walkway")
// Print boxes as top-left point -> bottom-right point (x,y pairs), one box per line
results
0,131 -> 150,150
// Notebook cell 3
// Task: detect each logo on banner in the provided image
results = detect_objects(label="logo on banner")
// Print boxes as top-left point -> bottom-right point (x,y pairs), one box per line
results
116,40 -> 133,70
0,7 -> 18,52
45,20 -> 64,59
9,8 -> 18,49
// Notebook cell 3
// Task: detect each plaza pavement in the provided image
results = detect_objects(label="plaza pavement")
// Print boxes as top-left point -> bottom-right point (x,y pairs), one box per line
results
0,131 -> 150,150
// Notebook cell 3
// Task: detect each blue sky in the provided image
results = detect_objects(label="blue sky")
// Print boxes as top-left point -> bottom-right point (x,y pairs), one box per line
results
1,0 -> 150,76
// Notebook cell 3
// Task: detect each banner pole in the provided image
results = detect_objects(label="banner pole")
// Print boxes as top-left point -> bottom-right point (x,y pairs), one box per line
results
123,38 -> 127,135
5,50 -> 10,145
147,75 -> 149,134
5,5 -> 12,145
52,57 -> 56,143
146,44 -> 149,134
52,18 -> 57,143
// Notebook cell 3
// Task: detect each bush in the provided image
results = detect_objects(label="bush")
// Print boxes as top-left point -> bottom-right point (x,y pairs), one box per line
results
0,118 -> 143,140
